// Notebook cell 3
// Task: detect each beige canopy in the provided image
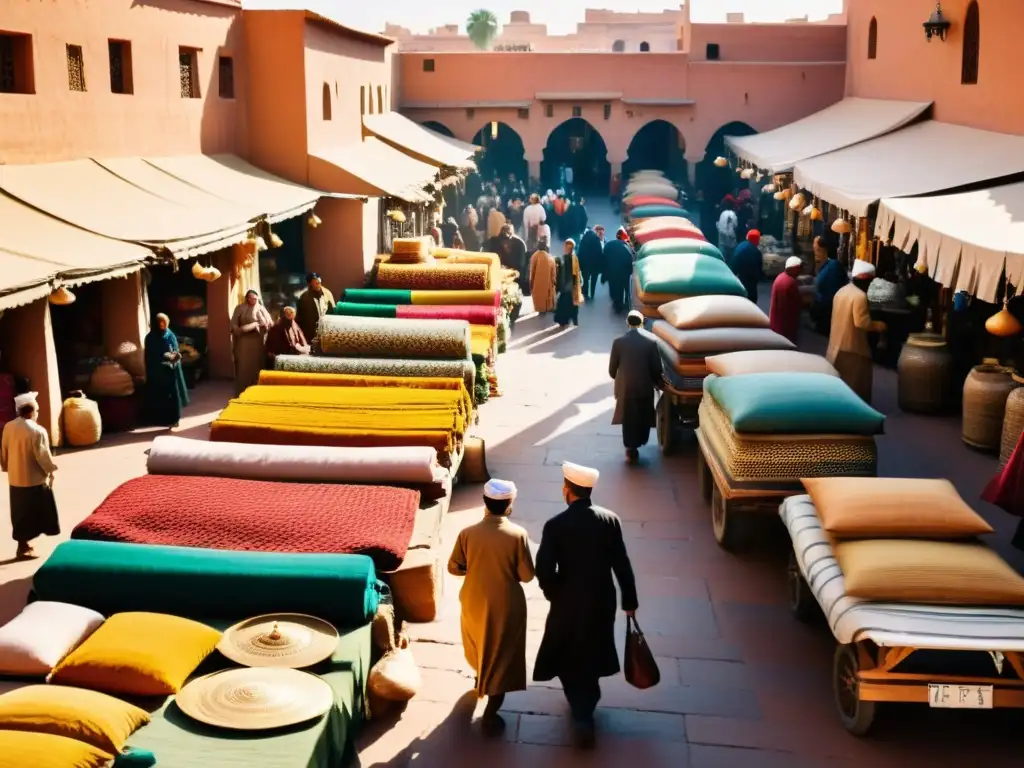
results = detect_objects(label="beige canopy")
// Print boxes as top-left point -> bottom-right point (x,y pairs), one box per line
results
726,97 -> 931,174
363,112 -> 476,169
794,121 -> 1024,218
876,183 -> 1024,303
310,138 -> 439,202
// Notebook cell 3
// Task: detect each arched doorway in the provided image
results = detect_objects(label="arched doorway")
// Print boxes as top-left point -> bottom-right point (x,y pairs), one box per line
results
696,121 -> 757,237
624,120 -> 687,187
421,120 -> 455,138
541,118 -> 610,196
471,122 -> 527,185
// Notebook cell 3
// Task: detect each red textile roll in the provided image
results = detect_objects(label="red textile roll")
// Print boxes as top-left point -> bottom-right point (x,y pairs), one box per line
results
635,228 -> 707,246
395,305 -> 498,324
72,475 -> 420,571
624,195 -> 681,210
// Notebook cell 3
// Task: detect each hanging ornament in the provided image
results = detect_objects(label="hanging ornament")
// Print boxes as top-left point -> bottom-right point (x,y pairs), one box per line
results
809,207 -> 823,222
773,190 -> 786,200
191,261 -> 206,279
740,168 -> 754,180
268,228 -> 284,249
789,192 -> 806,211
986,297 -> 1023,338
307,212 -> 322,228
830,218 -> 852,235
48,285 -> 76,306
914,261 -> 929,274
254,235 -> 268,252
713,156 -> 728,168
762,183 -> 777,194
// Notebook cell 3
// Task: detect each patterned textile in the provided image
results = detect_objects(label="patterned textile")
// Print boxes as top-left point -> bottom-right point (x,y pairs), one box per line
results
273,355 -> 476,397
331,303 -> 399,318
342,289 -> 413,305
699,397 -> 877,488
410,290 -> 501,307
439,252 -> 503,291
257,371 -> 471,415
395,305 -> 498,325
470,324 -> 497,358
318,316 -> 471,360
376,263 -> 490,291
72,475 -> 419,571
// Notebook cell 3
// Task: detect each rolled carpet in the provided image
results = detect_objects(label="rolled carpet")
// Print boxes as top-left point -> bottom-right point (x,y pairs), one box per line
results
273,355 -> 476,397
395,304 -> 498,325
33,540 -> 382,627
470,324 -> 497,358
410,290 -> 500,307
332,303 -> 399,318
439,252 -> 503,291
376,263 -> 490,291
319,316 -> 471,360
72,475 -> 419,572
258,370 -> 472,414
342,288 -> 413,305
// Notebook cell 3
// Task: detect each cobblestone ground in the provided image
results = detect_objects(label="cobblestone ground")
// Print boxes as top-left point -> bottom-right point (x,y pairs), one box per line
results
1,199 -> 1021,765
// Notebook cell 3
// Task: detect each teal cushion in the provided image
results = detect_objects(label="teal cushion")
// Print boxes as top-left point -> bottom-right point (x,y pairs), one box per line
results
33,541 -> 381,628
636,254 -> 746,297
630,204 -> 689,220
706,372 -> 885,435
637,239 -> 724,262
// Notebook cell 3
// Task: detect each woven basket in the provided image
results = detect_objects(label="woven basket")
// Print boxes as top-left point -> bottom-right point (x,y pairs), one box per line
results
963,364 -> 1018,452
1000,375 -> 1024,465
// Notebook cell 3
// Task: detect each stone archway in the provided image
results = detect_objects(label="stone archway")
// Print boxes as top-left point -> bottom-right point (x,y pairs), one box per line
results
470,122 -> 528,184
696,121 -> 757,239
421,120 -> 455,138
624,119 -> 687,188
541,117 -> 611,195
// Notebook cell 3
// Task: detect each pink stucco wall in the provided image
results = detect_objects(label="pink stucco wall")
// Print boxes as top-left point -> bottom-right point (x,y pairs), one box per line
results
845,0 -> 1022,135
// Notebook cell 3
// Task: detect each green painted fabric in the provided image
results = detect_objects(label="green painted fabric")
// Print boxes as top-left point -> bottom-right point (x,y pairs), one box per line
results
331,302 -> 398,318
637,238 -> 724,262
342,288 -> 413,305
33,540 -> 381,627
706,372 -> 886,435
636,253 -> 746,297
630,204 -> 691,220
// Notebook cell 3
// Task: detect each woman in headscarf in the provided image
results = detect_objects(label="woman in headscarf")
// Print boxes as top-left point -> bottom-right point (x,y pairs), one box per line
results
143,313 -> 190,428
230,289 -> 272,395
529,228 -> 557,314
265,305 -> 310,367
553,238 -> 583,328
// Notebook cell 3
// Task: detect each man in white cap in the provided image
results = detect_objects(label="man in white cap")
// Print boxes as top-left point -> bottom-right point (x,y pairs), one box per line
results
533,462 -> 638,748
1,392 -> 59,559
447,479 -> 535,737
827,259 -> 887,403
609,310 -> 664,464
769,255 -> 804,344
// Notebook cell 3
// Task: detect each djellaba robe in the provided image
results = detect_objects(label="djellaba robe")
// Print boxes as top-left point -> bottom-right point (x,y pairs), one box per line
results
553,250 -> 583,327
827,283 -> 885,404
609,327 -> 664,450
230,298 -> 273,396
769,271 -> 802,344
603,239 -> 634,313
1,416 -> 60,544
296,286 -> 336,344
448,514 -> 536,697
143,326 -> 190,426
533,500 -> 638,684
529,249 -> 558,313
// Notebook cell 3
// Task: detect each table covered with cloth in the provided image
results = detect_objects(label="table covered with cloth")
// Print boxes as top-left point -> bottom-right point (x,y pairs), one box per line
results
71,475 -> 420,571
319,316 -> 471,360
258,370 -> 472,414
342,288 -> 501,307
375,262 -> 491,291
274,354 -> 476,400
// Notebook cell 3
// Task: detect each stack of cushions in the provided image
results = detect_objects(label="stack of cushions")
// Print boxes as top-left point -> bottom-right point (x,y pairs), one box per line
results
275,354 -> 476,397
706,350 -> 839,378
71,475 -> 420,572
375,262 -> 491,291
633,219 -> 706,246
637,238 -> 724,261
698,372 -> 883,488
624,195 -> 681,210
633,254 -> 747,317
624,181 -> 678,200
389,237 -> 432,264
651,297 -> 794,386
801,477 -> 1024,605
342,288 -> 501,307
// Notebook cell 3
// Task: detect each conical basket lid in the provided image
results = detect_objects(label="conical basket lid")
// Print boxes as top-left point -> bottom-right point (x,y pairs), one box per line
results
176,667 -> 333,731
218,613 -> 339,669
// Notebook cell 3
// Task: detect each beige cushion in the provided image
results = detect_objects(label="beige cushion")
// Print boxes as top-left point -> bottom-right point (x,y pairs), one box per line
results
0,602 -> 104,678
803,477 -> 993,539
835,538 -> 1024,605
658,296 -> 768,330
651,321 -> 796,355
706,350 -> 839,378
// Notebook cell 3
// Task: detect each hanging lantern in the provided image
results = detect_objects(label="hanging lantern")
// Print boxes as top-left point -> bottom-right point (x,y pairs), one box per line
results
268,229 -> 284,249
773,190 -> 786,201
254,235 -> 268,252
809,207 -> 823,222
48,285 -> 76,306
490,121 -> 498,140
191,261 -> 206,279
802,204 -> 814,217
387,209 -> 407,223
740,168 -> 754,180
789,192 -> 806,211
307,212 -> 322,229
915,261 -> 929,275
713,156 -> 728,168
986,298 -> 1023,338
762,183 -> 776,194
830,218 -> 852,235
782,188 -> 793,201
755,172 -> 764,182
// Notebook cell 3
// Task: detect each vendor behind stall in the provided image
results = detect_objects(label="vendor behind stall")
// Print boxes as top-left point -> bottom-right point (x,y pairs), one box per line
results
296,272 -> 336,344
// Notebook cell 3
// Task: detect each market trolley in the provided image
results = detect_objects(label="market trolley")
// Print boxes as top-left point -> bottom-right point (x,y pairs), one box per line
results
656,379 -> 703,455
781,494 -> 1024,736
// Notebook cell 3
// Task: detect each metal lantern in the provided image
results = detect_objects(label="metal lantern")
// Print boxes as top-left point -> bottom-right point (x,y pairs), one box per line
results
713,156 -> 729,168
831,218 -> 852,235
923,3 -> 951,42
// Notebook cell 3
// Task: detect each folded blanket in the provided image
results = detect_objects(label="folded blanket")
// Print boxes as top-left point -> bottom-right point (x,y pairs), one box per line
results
273,355 -> 476,397
395,305 -> 498,325
409,290 -> 501,307
376,263 -> 490,291
342,288 -> 413,305
72,476 -> 420,571
331,303 -> 399,318
319,316 -> 471,360
257,371 -> 472,414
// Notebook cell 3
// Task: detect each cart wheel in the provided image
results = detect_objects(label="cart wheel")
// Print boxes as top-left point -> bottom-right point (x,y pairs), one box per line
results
711,485 -> 741,550
696,448 -> 713,504
657,394 -> 677,455
833,644 -> 877,736
787,549 -> 816,623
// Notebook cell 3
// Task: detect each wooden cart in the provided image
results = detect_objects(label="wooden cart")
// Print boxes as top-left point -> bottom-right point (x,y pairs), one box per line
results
655,381 -> 702,455
787,550 -> 1024,735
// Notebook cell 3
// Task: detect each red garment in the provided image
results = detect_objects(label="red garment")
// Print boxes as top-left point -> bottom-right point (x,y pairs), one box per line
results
769,272 -> 802,343
265,319 -> 308,361
983,433 -> 1024,517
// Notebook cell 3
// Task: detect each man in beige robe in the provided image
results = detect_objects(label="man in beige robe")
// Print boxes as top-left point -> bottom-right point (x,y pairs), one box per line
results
529,231 -> 557,313
827,259 -> 886,404
447,479 -> 535,737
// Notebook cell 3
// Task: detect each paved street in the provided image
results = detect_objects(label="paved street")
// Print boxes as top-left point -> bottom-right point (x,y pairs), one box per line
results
1,199 -> 1021,766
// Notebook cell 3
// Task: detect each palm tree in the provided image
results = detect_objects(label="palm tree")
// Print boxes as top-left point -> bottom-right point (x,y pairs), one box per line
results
466,9 -> 499,51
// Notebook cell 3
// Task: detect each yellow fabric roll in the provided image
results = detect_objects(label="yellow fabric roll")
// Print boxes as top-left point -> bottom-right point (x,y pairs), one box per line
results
410,290 -> 500,306
238,385 -> 467,420
439,251 -> 503,291
470,324 -> 497,358
376,263 -> 491,291
256,371 -> 472,414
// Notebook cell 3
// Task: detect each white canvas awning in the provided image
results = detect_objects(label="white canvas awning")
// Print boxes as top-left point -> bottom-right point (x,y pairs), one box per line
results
363,112 -> 475,169
725,97 -> 931,174
794,121 -> 1024,218
310,138 -> 439,203
876,183 -> 1024,303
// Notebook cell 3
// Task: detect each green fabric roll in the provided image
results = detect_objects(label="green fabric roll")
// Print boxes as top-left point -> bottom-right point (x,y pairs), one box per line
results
637,239 -> 724,261
33,540 -> 382,628
630,204 -> 690,220
332,302 -> 399,318
342,288 -> 413,305
637,253 -> 746,297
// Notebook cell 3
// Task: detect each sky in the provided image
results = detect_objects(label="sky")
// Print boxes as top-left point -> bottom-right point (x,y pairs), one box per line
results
243,0 -> 845,36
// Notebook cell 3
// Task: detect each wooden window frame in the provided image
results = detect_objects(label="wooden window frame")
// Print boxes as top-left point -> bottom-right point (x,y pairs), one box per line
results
178,47 -> 200,99
218,54 -> 235,99
66,43 -> 86,92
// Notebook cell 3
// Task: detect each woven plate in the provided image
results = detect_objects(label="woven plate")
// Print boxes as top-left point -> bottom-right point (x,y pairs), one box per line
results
176,667 -> 333,731
218,613 -> 340,669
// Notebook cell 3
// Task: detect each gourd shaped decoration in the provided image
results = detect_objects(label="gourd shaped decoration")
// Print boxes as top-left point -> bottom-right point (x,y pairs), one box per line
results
986,298 -> 1023,338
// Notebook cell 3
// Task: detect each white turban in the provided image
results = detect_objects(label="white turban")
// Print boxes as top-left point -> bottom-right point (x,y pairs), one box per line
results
13,392 -> 38,411
852,259 -> 876,279
785,256 -> 802,270
562,462 -> 600,488
483,478 -> 517,501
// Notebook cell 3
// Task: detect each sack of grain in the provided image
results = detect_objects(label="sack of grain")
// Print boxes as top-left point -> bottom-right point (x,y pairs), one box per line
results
62,391 -> 102,447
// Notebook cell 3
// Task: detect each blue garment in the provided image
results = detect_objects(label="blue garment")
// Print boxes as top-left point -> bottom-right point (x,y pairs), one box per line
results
143,327 -> 190,426
729,240 -> 763,301
577,229 -> 605,274
814,258 -> 848,303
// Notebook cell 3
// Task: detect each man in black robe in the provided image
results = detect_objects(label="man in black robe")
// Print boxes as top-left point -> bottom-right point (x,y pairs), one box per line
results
534,462 -> 639,749
603,228 -> 634,313
609,311 -> 664,464
576,224 -> 605,301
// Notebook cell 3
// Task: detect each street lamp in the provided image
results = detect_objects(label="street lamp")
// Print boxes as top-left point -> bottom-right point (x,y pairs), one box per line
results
923,3 -> 951,42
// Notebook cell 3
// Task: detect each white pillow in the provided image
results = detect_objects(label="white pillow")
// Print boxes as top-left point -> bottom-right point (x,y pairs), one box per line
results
0,601 -> 105,677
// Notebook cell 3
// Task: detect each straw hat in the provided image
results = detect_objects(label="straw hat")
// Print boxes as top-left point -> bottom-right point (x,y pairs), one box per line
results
218,613 -> 340,669
176,667 -> 333,731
